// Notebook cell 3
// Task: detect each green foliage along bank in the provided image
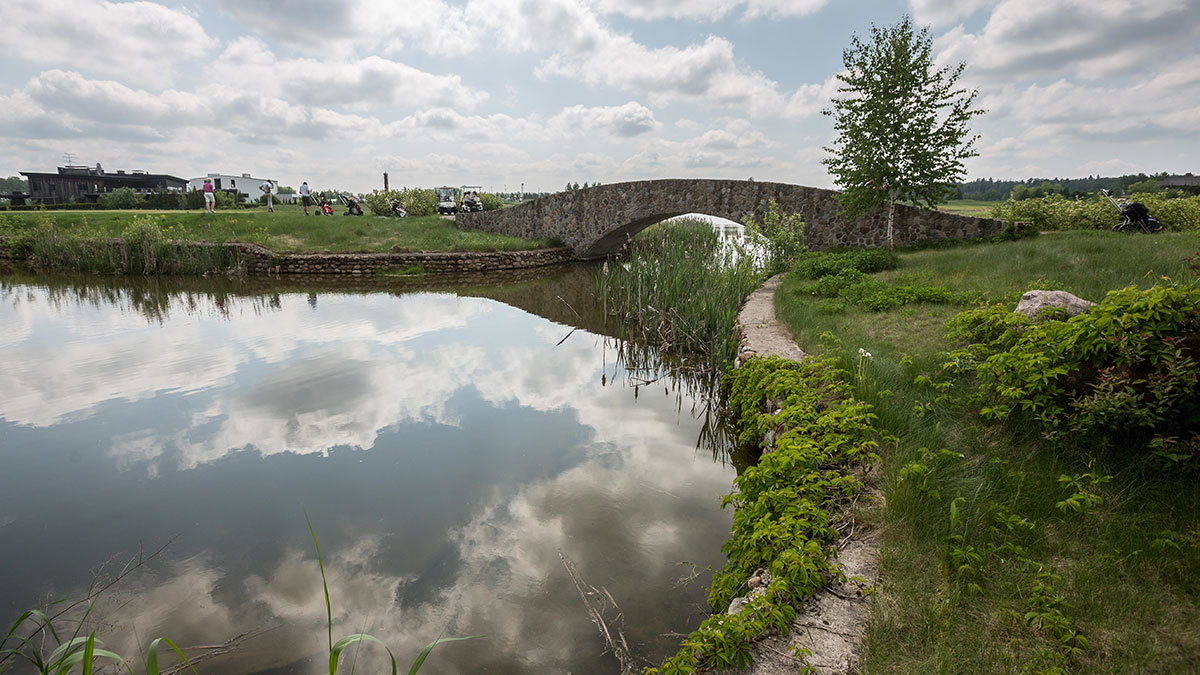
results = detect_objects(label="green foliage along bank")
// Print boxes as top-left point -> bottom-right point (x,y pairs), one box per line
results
991,192 -> 1200,231
771,233 -> 1200,672
650,356 -> 879,673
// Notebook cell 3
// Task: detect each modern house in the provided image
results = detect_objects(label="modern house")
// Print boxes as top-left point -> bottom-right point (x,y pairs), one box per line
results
19,163 -> 187,204
187,173 -> 277,203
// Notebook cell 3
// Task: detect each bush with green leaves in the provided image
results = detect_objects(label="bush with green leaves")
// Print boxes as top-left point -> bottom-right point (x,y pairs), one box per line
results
991,192 -> 1200,231
651,355 -> 877,672
947,284 -> 1200,465
790,248 -> 899,280
480,193 -> 504,211
365,188 -> 437,217
97,187 -> 144,210
741,199 -> 806,274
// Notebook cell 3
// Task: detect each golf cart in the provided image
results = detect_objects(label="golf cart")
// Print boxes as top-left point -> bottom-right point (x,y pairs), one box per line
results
460,185 -> 484,213
436,186 -> 459,215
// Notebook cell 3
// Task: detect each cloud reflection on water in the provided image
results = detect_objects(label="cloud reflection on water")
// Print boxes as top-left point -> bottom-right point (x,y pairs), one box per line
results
0,281 -> 735,673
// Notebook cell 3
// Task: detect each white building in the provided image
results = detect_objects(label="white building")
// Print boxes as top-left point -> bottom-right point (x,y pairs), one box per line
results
187,173 -> 276,203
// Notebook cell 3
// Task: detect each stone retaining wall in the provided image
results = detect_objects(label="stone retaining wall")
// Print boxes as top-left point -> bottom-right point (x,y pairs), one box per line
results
0,236 -> 573,276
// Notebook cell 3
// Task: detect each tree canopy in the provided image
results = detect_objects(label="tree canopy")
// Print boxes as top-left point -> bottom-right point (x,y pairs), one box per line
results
822,16 -> 983,246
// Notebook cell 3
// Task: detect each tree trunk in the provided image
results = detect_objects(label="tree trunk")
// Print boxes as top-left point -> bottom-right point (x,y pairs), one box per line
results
886,198 -> 895,250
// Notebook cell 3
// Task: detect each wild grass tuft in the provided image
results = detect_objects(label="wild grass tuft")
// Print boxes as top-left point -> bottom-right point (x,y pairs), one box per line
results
595,219 -> 765,368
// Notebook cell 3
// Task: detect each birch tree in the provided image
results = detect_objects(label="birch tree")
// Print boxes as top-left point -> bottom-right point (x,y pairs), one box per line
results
822,16 -> 984,248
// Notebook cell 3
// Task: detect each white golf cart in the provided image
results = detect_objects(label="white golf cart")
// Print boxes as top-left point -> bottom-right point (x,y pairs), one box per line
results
436,186 -> 459,215
460,185 -> 484,213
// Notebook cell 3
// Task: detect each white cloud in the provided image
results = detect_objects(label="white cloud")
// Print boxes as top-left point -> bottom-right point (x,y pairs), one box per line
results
547,102 -> 660,138
907,0 -> 993,26
213,37 -> 485,111
593,0 -> 829,20
933,0 -> 1198,81
213,0 -> 476,58
0,0 -> 216,87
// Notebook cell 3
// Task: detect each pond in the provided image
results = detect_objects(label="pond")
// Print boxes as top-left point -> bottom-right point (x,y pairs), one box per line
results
0,266 -> 743,673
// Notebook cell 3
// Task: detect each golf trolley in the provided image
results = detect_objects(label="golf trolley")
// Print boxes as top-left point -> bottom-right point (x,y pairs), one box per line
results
1100,189 -> 1164,233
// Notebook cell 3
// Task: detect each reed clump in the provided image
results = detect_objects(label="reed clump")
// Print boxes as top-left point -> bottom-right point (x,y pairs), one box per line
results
595,219 -> 765,367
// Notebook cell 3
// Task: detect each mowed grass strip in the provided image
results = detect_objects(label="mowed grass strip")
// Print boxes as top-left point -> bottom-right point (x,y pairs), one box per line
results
0,204 -> 560,253
774,230 -> 1200,673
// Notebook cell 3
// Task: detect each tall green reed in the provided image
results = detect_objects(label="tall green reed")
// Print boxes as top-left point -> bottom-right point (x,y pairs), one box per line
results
595,219 -> 765,368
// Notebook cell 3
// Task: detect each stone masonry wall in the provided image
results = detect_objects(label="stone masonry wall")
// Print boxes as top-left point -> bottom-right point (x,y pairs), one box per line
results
457,179 -> 1011,258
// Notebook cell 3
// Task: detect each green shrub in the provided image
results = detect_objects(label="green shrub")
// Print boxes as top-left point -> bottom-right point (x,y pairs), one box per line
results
480,193 -> 504,211
144,188 -> 181,210
651,356 -> 877,672
948,284 -> 1200,465
364,188 -> 437,217
791,249 -> 899,280
991,193 -> 1200,231
742,200 -> 806,274
795,266 -> 976,312
97,187 -> 143,210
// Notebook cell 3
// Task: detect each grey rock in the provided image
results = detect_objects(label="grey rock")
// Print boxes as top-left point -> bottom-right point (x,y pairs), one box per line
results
1016,290 -> 1095,321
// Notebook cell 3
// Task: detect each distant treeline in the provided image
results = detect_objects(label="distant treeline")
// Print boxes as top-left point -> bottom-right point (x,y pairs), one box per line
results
957,172 -> 1196,201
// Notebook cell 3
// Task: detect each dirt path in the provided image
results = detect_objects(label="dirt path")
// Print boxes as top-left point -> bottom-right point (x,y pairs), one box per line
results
726,274 -> 881,675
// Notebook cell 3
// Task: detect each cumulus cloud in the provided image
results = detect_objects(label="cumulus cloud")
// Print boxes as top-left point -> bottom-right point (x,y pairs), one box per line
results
547,102 -> 660,138
0,0 -> 216,87
933,0 -> 1198,81
907,0 -> 993,26
592,0 -> 830,20
213,37 -> 484,110
213,0 -> 476,57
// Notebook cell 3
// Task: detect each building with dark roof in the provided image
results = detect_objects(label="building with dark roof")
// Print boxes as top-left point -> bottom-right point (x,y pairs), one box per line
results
1157,173 -> 1200,193
19,163 -> 187,204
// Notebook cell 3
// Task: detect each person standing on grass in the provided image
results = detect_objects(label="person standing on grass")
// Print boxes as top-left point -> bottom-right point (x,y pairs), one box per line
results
300,181 -> 312,215
260,182 -> 274,212
203,178 -> 216,213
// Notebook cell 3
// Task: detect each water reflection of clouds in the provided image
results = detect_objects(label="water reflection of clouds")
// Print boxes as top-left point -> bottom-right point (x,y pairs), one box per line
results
4,283 -> 735,672
0,291 -> 486,429
99,388 -> 733,673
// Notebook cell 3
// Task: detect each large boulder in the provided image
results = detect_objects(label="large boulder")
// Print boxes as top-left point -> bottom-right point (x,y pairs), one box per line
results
1015,290 -> 1095,321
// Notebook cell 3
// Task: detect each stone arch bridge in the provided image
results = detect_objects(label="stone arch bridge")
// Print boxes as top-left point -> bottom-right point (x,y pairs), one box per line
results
455,179 -> 1008,259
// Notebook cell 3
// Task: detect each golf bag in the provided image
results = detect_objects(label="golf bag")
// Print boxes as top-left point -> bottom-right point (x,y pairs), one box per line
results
390,199 -> 408,217
339,193 -> 363,216
1100,189 -> 1164,233
315,195 -> 334,216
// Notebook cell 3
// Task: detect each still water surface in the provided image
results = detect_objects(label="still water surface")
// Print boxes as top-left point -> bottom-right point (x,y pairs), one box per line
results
0,268 -> 737,673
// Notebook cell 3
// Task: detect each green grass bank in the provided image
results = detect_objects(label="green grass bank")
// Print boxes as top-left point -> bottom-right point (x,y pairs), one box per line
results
773,230 -> 1199,673
0,205 -> 559,255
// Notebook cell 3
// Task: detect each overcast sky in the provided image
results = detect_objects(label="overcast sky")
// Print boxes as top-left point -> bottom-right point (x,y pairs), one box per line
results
1,0 -> 1197,193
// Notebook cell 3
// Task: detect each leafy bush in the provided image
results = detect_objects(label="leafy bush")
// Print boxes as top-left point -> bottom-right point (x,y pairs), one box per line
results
991,192 -> 1200,231
364,188 -> 437,217
791,248 -> 899,280
742,199 -> 806,274
948,284 -> 1200,465
97,187 -> 143,210
144,188 -> 181,210
480,193 -> 504,211
795,266 -> 976,312
651,356 -> 877,672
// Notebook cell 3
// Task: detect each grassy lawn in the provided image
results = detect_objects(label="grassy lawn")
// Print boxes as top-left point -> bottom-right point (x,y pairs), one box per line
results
0,204 -> 559,253
935,198 -> 997,217
775,231 -> 1200,673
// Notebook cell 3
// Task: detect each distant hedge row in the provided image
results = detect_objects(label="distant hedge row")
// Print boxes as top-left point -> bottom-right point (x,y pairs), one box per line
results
991,192 -> 1200,231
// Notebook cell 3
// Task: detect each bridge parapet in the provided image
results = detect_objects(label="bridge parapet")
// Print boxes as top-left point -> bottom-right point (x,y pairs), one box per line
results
457,179 -> 1009,259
